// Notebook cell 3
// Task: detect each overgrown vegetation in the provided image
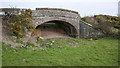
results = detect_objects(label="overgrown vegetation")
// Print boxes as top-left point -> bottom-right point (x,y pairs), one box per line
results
3,8 -> 35,38
82,15 -> 120,37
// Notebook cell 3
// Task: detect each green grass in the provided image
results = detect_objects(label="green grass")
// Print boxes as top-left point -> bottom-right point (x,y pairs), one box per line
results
2,37 -> 118,66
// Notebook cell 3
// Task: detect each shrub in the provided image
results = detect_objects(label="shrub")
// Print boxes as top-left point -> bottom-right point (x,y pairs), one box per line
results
83,15 -> 120,36
3,8 -> 35,38
81,18 -> 86,21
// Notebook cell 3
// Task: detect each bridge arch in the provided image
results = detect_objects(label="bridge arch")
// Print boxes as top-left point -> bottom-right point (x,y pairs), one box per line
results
32,19 -> 79,38
32,8 -> 81,38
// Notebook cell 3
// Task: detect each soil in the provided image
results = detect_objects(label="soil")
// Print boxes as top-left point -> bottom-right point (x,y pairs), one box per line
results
32,24 -> 70,39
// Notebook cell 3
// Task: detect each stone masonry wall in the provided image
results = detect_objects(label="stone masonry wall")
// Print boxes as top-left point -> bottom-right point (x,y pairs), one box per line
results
79,21 -> 104,39
32,8 -> 81,38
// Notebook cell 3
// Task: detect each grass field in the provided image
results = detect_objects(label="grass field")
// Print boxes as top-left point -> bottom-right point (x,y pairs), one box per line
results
2,37 -> 118,66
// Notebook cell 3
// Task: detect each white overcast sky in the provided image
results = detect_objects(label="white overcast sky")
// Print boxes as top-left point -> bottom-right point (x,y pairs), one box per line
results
0,0 -> 120,17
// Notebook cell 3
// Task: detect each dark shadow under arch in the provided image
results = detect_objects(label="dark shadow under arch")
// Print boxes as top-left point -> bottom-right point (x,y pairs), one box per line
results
32,20 -> 78,39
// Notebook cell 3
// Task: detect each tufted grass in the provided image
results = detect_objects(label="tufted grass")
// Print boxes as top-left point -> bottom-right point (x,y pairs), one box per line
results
2,37 -> 118,66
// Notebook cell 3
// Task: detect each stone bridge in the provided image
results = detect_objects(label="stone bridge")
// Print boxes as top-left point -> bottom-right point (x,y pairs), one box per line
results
32,8 -> 81,38
1,8 -> 104,39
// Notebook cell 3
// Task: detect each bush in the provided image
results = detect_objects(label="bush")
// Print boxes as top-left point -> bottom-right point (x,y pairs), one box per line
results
83,15 -> 120,36
81,18 -> 86,21
3,8 -> 35,38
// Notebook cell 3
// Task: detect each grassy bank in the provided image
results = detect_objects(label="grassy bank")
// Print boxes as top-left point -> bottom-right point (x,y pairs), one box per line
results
2,37 -> 118,66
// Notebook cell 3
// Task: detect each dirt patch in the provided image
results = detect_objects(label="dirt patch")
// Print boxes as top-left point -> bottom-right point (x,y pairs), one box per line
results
32,23 -> 70,39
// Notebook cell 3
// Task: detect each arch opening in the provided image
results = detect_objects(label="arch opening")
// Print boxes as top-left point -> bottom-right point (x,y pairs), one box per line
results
32,20 -> 78,39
